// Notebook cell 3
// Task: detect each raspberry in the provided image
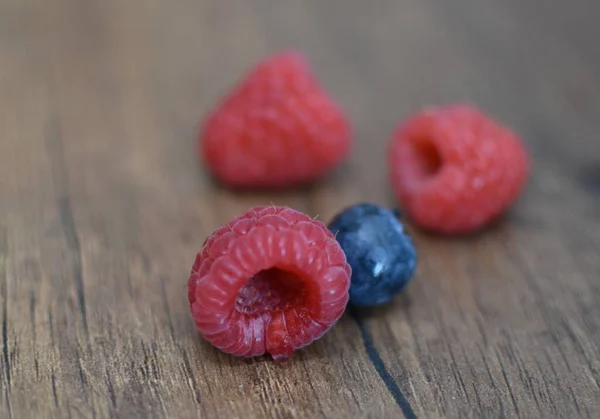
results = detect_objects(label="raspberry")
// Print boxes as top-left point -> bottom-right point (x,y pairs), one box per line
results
188,206 -> 351,361
328,203 -> 417,307
388,104 -> 529,235
200,51 -> 352,189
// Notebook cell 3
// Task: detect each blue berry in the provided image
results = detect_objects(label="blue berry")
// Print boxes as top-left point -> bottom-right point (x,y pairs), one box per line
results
327,203 -> 417,307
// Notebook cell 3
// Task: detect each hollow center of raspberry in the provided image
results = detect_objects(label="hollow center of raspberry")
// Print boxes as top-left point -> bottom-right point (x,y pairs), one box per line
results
234,267 -> 306,314
413,139 -> 442,177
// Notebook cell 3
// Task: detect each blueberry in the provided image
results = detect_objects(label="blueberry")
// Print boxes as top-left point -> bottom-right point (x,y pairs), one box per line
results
327,203 -> 417,307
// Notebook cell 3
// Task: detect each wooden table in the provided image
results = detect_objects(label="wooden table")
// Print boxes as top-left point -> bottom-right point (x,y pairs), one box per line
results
1,0 -> 599,418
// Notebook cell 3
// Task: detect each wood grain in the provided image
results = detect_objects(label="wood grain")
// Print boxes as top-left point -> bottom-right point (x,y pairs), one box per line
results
1,0 -> 599,418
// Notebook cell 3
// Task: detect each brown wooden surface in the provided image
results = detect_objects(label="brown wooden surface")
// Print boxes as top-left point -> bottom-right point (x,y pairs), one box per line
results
1,0 -> 599,418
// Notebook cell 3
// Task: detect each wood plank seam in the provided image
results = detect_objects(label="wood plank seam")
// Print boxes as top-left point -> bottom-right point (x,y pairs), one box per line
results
350,307 -> 417,419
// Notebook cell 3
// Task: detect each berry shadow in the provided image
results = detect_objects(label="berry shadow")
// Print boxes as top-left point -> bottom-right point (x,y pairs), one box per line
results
385,191 -> 519,244
345,290 -> 414,320
199,164 -> 357,218
205,172 -> 316,195
196,339 -> 327,368
411,213 -> 518,244
188,328 -> 275,367
200,167 -> 320,210
200,159 -> 355,194
187,296 -> 414,369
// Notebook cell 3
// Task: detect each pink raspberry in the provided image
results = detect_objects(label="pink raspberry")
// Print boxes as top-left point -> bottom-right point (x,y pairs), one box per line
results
188,206 -> 351,361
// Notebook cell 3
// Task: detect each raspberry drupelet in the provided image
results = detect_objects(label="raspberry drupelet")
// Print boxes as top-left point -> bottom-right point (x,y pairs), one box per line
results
188,206 -> 351,361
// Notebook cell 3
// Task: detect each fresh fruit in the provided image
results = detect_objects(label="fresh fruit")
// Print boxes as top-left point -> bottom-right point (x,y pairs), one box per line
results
328,203 -> 417,307
188,205 -> 351,361
387,104 -> 529,234
200,51 -> 352,189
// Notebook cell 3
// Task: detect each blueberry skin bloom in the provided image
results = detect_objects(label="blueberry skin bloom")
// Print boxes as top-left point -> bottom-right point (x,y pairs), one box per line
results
327,203 -> 417,307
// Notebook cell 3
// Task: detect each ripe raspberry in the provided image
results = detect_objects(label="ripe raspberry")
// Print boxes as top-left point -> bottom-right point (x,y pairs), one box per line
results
388,104 -> 529,235
200,51 -> 352,189
188,206 -> 351,361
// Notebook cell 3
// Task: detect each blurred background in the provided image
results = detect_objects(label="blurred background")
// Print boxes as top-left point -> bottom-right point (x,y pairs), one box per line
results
1,1 -> 599,418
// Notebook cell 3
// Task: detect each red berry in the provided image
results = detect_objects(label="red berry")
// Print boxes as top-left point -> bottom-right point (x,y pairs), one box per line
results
200,51 -> 352,189
387,104 -> 530,235
188,206 -> 351,361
